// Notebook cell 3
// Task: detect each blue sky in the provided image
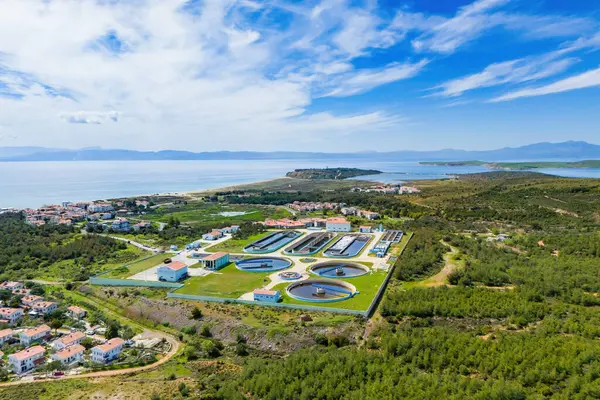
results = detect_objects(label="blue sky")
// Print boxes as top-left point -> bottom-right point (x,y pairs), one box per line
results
0,0 -> 599,152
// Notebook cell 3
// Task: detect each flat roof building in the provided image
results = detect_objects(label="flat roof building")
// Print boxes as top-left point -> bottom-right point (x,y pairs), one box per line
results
326,217 -> 351,232
253,289 -> 281,303
202,252 -> 230,270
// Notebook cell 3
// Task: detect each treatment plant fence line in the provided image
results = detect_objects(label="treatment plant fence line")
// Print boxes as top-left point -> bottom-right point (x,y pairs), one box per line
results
364,232 -> 414,318
166,292 -> 367,316
90,232 -> 414,317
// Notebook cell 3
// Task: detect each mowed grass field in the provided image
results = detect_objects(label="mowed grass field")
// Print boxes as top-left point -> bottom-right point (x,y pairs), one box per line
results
105,253 -> 167,278
204,232 -> 272,253
174,262 -> 272,298
146,202 -> 291,225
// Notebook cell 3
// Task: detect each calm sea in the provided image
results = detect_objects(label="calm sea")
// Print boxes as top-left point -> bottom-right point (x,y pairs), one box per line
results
1,160 -> 600,208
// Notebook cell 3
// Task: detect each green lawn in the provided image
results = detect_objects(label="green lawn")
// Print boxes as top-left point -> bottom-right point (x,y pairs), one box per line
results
174,263 -> 272,298
204,232 -> 272,253
104,254 -> 168,278
146,203 -> 291,225
271,269 -> 388,311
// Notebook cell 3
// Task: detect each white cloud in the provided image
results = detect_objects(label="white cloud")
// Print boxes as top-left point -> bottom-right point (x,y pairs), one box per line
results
0,0 -> 418,151
321,59 -> 429,97
60,111 -> 120,125
490,66 -> 600,102
431,51 -> 579,97
411,0 -> 596,54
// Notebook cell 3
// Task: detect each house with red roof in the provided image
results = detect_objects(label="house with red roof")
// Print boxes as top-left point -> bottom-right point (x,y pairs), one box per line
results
20,324 -> 51,346
91,338 -> 125,364
51,344 -> 85,366
8,345 -> 45,373
53,331 -> 86,350
0,328 -> 13,345
0,308 -> 24,325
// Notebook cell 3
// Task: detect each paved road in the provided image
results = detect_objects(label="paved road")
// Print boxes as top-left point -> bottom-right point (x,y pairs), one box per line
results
103,234 -> 162,253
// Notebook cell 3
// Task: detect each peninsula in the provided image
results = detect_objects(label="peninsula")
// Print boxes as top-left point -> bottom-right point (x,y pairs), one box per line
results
420,160 -> 600,170
285,167 -> 381,180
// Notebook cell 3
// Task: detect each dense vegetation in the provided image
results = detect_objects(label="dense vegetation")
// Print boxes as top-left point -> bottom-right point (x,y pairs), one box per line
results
394,229 -> 446,281
286,167 -> 381,180
0,213 -> 131,281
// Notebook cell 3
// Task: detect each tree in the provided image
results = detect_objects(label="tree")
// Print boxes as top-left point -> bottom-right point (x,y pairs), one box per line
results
49,319 -> 63,334
190,307 -> 203,320
105,323 -> 119,339
200,325 -> 211,338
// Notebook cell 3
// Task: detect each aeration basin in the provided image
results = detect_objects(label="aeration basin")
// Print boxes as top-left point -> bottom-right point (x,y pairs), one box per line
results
283,232 -> 335,256
323,234 -> 370,258
286,279 -> 357,303
243,231 -> 302,254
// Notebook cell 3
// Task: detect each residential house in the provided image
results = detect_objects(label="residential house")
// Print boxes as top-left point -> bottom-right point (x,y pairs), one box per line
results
88,203 -> 114,213
253,289 -> 281,303
202,252 -> 230,270
32,301 -> 58,315
0,281 -> 24,291
51,344 -> 85,366
132,221 -> 152,231
20,324 -> 51,346
326,217 -> 351,232
53,331 -> 86,350
360,210 -> 380,220
0,308 -> 24,325
67,306 -> 87,319
202,230 -> 223,241
111,218 -> 130,232
341,207 -> 358,216
220,225 -> 240,234
0,328 -> 13,345
11,288 -> 31,296
157,261 -> 188,282
91,338 -> 125,364
21,295 -> 43,307
8,345 -> 46,374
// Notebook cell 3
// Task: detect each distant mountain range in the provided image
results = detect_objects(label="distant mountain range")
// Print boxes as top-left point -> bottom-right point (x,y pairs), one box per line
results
1,141 -> 599,162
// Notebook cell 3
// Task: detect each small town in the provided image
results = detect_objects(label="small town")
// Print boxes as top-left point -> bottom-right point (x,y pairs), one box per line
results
0,281 -> 170,381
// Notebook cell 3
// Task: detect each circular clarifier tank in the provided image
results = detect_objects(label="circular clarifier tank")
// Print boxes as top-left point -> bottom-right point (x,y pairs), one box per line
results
235,257 -> 292,272
286,279 -> 357,303
310,261 -> 369,278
